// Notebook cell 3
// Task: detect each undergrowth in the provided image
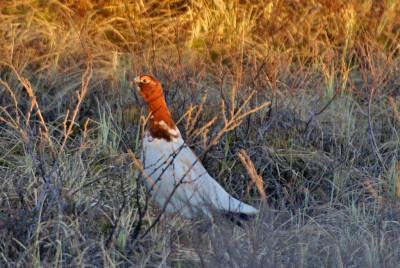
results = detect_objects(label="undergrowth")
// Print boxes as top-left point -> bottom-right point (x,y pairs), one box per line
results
1,0 -> 400,267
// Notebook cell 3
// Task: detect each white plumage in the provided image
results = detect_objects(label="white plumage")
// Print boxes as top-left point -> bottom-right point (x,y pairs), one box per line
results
134,75 -> 258,220
141,127 -> 258,220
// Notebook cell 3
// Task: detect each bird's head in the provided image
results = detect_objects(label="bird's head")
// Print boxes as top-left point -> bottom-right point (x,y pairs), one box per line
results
132,75 -> 176,139
132,75 -> 163,103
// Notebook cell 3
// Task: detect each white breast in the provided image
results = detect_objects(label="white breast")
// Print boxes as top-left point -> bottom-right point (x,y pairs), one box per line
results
141,128 -> 258,220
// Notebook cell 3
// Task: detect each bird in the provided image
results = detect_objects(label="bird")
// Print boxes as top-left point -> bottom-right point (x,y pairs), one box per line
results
132,75 -> 259,222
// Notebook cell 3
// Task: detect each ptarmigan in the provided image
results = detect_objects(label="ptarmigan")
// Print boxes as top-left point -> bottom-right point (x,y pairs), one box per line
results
133,75 -> 258,221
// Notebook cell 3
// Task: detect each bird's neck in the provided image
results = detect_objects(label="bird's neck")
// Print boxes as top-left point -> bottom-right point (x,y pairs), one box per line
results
146,95 -> 176,141
148,104 -> 175,128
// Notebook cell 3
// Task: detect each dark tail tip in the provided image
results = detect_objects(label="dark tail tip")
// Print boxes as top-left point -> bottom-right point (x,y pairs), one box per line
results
224,212 -> 254,228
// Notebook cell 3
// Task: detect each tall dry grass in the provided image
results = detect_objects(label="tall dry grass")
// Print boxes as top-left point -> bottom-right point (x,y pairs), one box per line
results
1,0 -> 400,266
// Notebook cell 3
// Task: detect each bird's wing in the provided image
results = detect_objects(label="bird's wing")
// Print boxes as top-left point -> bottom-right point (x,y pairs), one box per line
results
142,130 -> 258,217
167,139 -> 258,215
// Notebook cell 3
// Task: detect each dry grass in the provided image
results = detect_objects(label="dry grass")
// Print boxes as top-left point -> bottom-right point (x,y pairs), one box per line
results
1,0 -> 400,267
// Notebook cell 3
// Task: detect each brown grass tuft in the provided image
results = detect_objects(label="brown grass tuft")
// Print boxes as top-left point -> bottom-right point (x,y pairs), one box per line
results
1,0 -> 400,266
237,149 -> 267,203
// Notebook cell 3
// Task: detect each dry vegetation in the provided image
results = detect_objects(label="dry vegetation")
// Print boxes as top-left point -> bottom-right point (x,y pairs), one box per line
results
1,0 -> 400,267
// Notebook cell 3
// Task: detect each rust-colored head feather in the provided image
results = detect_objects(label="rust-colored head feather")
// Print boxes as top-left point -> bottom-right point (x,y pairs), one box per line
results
133,75 -> 176,141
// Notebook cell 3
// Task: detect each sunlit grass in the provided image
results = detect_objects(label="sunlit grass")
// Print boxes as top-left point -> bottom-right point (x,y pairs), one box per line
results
1,0 -> 400,266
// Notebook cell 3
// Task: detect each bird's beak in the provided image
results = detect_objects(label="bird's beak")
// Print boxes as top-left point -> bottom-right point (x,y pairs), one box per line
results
133,76 -> 141,84
131,76 -> 141,92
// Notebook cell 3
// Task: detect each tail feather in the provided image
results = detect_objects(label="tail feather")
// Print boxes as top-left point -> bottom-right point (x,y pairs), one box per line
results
228,198 -> 259,215
224,211 -> 256,227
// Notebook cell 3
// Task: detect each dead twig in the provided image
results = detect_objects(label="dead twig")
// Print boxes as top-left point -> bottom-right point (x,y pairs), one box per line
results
237,149 -> 267,203
388,96 -> 400,124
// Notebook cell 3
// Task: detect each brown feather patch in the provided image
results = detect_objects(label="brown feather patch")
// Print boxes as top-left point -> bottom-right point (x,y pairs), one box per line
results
135,75 -> 177,141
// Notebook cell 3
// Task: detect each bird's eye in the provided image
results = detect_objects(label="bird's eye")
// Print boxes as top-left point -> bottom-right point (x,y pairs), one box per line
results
142,78 -> 149,83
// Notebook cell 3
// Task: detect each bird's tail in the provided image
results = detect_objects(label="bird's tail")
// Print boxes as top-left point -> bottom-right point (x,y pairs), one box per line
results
224,211 -> 255,227
228,197 -> 259,215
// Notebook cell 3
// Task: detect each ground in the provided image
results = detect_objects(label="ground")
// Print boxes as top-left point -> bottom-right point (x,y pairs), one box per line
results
1,1 -> 400,267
